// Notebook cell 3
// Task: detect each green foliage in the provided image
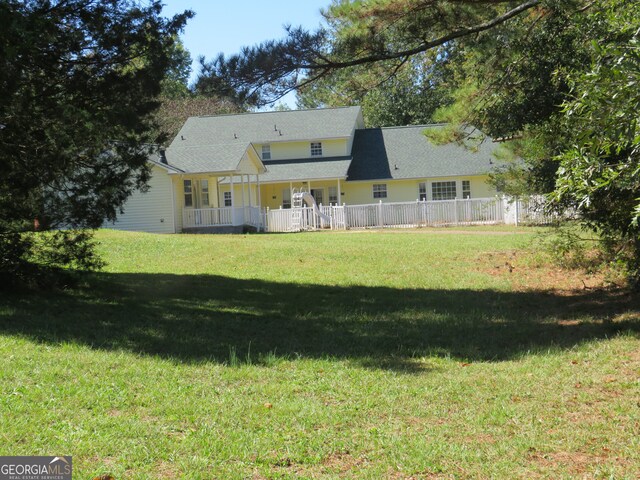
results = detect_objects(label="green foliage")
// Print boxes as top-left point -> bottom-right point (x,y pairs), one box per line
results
298,51 -> 452,127
553,0 -> 640,281
196,1 -> 541,107
0,0 -> 191,287
155,95 -> 243,145
160,37 -> 194,99
0,231 -> 104,289
539,225 -> 592,270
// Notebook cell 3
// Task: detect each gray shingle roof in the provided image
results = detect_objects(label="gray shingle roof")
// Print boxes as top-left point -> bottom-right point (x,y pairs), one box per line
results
169,106 -> 362,148
347,125 -> 500,181
259,156 -> 352,183
164,143 -> 254,174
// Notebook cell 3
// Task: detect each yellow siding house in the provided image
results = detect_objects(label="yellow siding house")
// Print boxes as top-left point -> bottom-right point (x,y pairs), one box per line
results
108,106 -> 504,233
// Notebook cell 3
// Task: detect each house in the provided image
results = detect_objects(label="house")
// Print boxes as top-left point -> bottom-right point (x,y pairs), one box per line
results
107,106 -> 503,233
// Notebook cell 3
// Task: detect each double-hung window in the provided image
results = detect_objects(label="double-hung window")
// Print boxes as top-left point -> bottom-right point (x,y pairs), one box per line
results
201,179 -> 209,206
261,144 -> 271,160
418,182 -> 427,201
223,191 -> 232,207
373,183 -> 387,199
184,180 -> 193,207
328,186 -> 338,204
462,180 -> 471,199
282,188 -> 291,209
310,142 -> 323,156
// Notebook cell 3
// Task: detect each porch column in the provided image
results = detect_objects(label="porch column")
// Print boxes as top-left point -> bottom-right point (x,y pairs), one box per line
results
257,175 -> 261,210
230,175 -> 235,206
241,175 -> 245,209
337,178 -> 342,205
247,174 -> 252,207
230,175 -> 238,225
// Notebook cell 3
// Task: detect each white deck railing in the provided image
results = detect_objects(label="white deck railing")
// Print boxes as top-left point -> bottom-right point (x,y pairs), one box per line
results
265,197 -> 507,232
341,197 -> 505,230
183,207 -> 234,228
183,196 -> 557,232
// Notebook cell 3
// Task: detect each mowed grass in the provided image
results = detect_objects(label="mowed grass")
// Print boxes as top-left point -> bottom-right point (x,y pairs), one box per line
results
0,228 -> 638,479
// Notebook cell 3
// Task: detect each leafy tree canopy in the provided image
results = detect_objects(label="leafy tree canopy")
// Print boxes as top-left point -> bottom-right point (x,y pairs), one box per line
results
196,1 -> 548,107
0,0 -> 192,287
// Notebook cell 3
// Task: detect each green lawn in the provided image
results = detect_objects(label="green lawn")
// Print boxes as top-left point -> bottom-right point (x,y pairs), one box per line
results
0,228 -> 638,479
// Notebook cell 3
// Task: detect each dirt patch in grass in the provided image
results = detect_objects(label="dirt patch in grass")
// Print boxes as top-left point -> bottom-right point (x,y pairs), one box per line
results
321,451 -> 367,474
527,449 -> 630,477
477,250 -> 614,292
153,460 -> 179,479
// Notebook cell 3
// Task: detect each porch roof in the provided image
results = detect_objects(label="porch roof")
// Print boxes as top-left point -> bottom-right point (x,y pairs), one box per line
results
258,156 -> 352,183
164,143 -> 265,174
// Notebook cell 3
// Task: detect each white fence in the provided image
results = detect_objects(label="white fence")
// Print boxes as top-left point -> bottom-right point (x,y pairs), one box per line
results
265,197 -> 511,233
183,196 -> 559,233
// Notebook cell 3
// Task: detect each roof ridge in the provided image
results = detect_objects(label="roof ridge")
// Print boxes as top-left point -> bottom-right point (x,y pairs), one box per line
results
192,105 -> 361,120
357,123 -> 449,132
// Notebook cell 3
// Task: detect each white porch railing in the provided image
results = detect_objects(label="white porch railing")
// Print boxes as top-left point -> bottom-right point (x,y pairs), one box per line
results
183,207 -> 234,228
183,196 -> 557,233
183,206 -> 267,230
265,197 -> 507,232
340,197 -> 505,230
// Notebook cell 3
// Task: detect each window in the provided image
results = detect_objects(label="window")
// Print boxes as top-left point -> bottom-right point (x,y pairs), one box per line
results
201,179 -> 209,206
310,142 -> 323,156
311,188 -> 324,205
373,183 -> 387,199
261,144 -> 271,160
432,181 -> 457,201
184,179 -> 193,207
282,188 -> 291,209
223,191 -> 232,207
328,186 -> 338,204
462,180 -> 471,199
418,182 -> 427,201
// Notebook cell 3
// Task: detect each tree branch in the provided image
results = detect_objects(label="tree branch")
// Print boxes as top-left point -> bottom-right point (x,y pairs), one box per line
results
300,0 -> 541,70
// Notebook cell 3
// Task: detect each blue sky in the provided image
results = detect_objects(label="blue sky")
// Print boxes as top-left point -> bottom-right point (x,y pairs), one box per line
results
161,1 -> 331,107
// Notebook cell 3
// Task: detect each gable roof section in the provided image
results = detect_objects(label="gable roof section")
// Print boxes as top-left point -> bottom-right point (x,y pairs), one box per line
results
170,106 -> 362,149
348,125 -> 499,181
164,142 -> 264,174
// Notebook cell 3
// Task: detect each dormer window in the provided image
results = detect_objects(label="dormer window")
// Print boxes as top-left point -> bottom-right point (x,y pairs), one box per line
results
261,144 -> 271,160
310,142 -> 322,157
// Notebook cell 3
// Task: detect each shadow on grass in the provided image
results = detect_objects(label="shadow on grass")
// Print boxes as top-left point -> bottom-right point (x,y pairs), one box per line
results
0,272 -> 638,370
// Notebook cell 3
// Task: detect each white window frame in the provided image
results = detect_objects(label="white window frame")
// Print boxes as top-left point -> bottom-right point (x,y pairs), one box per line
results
418,182 -> 427,201
462,180 -> 471,199
261,144 -> 271,160
328,186 -> 338,204
310,142 -> 323,157
201,179 -> 209,206
373,183 -> 387,199
432,181 -> 457,201
184,179 -> 193,207
282,188 -> 291,209
223,191 -> 232,207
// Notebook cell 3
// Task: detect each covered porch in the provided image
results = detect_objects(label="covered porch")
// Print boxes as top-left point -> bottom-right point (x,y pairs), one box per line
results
180,174 -> 266,232
165,142 -> 267,232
